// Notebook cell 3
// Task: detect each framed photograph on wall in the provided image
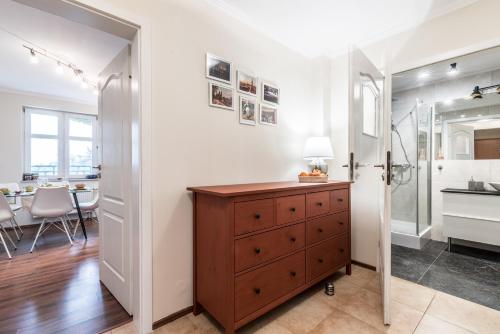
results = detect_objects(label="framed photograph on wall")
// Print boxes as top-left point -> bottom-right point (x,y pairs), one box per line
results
260,104 -> 277,126
262,81 -> 279,105
237,71 -> 258,96
206,53 -> 232,84
209,82 -> 234,110
239,96 -> 257,125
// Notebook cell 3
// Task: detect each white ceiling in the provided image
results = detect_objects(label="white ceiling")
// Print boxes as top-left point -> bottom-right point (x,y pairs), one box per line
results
393,46 -> 500,92
0,1 -> 129,105
205,0 -> 479,58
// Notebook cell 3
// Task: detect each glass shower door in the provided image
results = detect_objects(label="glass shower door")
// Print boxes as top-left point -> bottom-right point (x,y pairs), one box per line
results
417,103 -> 431,235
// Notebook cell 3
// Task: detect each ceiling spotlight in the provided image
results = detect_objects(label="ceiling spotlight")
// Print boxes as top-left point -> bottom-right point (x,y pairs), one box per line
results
448,63 -> 458,76
29,49 -> 39,64
460,114 -> 465,118
471,86 -> 483,99
56,61 -> 63,74
443,99 -> 453,105
92,88 -> 99,96
418,71 -> 430,79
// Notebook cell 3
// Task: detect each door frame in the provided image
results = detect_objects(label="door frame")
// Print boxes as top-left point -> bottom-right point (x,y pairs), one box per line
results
62,1 -> 153,333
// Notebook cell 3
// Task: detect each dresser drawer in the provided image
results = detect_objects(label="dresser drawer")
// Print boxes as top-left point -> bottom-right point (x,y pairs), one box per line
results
276,195 -> 305,225
235,251 -> 305,321
307,211 -> 349,245
235,199 -> 274,235
306,234 -> 348,282
235,223 -> 305,272
306,191 -> 330,218
331,189 -> 349,212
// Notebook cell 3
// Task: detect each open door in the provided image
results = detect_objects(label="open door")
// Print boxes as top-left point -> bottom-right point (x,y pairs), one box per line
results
348,46 -> 391,325
98,45 -> 133,314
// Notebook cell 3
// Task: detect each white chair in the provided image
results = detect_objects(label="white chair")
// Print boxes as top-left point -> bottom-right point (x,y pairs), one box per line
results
0,194 -> 18,259
30,187 -> 74,252
0,183 -> 23,240
72,193 -> 99,237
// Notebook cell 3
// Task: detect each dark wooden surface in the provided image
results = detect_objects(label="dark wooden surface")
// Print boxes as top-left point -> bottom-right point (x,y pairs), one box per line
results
190,181 -> 351,334
0,222 -> 131,334
187,180 -> 351,197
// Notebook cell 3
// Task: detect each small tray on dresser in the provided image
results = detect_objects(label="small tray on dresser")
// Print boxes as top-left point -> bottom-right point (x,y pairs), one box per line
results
298,175 -> 328,183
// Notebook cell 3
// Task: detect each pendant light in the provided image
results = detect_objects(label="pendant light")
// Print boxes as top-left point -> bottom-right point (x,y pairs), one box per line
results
471,86 -> 483,99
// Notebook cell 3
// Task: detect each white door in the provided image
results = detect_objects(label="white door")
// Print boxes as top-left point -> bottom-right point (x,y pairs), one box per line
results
98,45 -> 133,314
349,46 -> 391,324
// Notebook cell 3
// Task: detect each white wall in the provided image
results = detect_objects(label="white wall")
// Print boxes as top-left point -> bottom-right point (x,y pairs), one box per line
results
0,88 -> 97,183
99,0 -> 324,322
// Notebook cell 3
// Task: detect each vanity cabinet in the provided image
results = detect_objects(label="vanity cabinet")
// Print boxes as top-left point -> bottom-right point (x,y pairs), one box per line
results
188,181 -> 351,333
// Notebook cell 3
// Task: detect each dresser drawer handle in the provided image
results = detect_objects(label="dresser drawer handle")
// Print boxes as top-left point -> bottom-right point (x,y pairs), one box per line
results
290,237 -> 296,242
340,248 -> 344,253
290,207 -> 296,212
290,271 -> 297,277
318,228 -> 323,233
318,258 -> 324,263
316,202 -> 323,207
337,198 -> 344,202
254,288 -> 261,295
339,222 -> 344,225
254,213 -> 261,219
254,247 -> 261,254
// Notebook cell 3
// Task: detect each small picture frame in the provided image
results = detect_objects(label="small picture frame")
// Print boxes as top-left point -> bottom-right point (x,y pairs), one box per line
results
239,96 -> 257,125
262,81 -> 279,105
206,53 -> 232,84
260,104 -> 277,126
209,82 -> 234,110
237,70 -> 258,96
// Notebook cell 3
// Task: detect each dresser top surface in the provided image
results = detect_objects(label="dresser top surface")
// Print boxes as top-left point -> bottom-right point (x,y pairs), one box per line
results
187,180 -> 351,197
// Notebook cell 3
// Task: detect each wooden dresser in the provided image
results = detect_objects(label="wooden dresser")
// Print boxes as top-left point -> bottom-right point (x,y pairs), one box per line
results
187,181 -> 351,333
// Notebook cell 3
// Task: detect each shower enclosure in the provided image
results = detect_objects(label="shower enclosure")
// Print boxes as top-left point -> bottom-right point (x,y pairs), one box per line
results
391,99 -> 432,249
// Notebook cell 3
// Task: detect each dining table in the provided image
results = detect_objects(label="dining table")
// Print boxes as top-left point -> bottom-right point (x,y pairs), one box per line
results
5,188 -> 91,240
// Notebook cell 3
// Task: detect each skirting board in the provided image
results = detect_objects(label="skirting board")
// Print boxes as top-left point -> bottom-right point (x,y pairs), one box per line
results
152,306 -> 193,330
351,260 -> 376,271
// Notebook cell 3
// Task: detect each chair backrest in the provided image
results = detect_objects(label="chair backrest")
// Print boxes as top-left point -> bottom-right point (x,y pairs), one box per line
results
0,193 -> 14,221
30,187 -> 74,217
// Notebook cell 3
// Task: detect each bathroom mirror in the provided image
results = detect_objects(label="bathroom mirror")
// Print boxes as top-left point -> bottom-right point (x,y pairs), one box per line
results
434,93 -> 500,160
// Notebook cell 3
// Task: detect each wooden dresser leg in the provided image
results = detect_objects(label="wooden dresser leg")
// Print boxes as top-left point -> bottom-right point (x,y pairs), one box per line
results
193,302 -> 203,316
225,325 -> 235,334
346,263 -> 352,276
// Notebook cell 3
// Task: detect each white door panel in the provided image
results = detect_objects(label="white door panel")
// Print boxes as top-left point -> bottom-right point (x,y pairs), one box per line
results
99,45 -> 132,314
349,46 -> 391,325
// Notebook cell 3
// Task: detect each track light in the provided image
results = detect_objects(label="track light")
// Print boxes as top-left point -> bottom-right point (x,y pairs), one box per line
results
497,86 -> 500,94
56,61 -> 63,74
448,63 -> 458,76
471,86 -> 483,99
29,49 -> 38,64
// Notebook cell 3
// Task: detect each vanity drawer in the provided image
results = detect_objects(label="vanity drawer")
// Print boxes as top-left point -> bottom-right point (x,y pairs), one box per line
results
235,251 -> 305,321
235,223 -> 305,272
235,199 -> 274,235
276,195 -> 305,225
331,189 -> 349,212
306,234 -> 348,282
307,211 -> 349,245
306,191 -> 330,218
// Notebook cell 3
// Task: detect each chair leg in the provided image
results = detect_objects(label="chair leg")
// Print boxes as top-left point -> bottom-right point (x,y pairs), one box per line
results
12,215 -> 23,235
60,217 -> 73,246
9,219 -> 20,241
30,219 -> 46,253
1,224 -> 16,249
72,216 -> 79,238
0,231 -> 12,259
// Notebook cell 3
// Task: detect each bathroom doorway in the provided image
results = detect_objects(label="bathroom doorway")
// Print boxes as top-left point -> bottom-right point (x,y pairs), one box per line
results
390,45 -> 500,311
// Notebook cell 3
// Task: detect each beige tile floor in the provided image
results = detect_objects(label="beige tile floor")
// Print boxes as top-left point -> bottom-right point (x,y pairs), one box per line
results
109,265 -> 500,334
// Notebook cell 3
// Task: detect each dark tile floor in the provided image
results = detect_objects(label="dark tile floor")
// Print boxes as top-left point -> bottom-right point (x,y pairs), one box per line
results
392,240 -> 500,311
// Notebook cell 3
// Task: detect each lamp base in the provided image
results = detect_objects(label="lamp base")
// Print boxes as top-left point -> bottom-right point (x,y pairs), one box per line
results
308,159 -> 328,175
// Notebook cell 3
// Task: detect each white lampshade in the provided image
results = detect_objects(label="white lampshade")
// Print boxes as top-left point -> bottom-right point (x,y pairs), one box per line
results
303,137 -> 333,160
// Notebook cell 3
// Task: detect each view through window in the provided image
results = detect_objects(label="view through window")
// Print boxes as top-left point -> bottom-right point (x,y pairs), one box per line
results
24,107 -> 97,178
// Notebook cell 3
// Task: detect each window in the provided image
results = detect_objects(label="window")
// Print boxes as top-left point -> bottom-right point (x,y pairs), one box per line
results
362,82 -> 379,137
24,107 -> 97,178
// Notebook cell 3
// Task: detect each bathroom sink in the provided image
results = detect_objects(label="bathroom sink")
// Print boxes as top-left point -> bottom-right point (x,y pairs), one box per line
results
489,182 -> 500,192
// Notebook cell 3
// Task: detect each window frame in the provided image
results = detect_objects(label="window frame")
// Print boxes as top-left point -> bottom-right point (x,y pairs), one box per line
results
24,107 -> 98,179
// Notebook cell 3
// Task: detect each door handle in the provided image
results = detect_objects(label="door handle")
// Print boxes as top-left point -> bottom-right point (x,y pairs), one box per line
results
341,164 -> 349,168
93,165 -> 102,171
373,164 -> 385,169
355,162 -> 366,169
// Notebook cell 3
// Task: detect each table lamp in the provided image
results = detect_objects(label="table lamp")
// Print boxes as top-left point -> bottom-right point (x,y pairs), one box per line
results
303,136 -> 333,174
